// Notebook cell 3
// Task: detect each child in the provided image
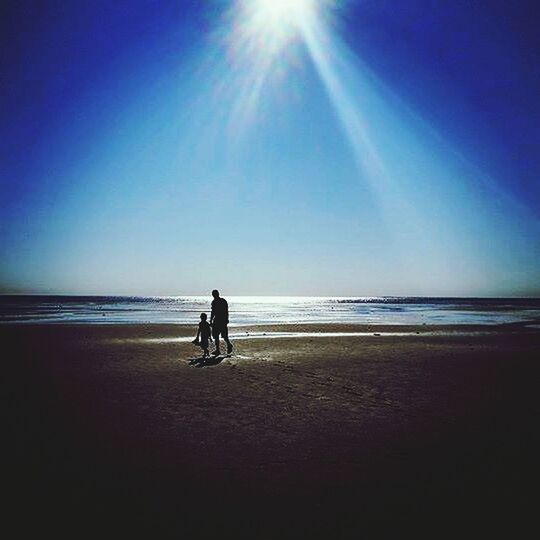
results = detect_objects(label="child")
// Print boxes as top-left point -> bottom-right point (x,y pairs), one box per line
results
192,313 -> 212,358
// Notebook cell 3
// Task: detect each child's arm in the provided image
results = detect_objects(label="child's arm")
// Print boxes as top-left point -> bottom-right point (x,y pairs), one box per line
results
192,325 -> 201,343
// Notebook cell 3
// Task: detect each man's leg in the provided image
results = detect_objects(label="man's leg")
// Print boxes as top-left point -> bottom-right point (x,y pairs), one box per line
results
222,326 -> 233,354
212,328 -> 221,355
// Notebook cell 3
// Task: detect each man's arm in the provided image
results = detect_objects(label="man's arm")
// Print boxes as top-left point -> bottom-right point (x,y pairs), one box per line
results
210,301 -> 215,324
224,299 -> 229,324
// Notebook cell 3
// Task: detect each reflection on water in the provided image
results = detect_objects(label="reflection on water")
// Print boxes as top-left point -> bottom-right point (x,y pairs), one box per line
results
1,295 -> 539,326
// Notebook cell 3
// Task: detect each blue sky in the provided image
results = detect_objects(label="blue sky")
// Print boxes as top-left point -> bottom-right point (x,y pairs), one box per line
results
1,0 -> 539,296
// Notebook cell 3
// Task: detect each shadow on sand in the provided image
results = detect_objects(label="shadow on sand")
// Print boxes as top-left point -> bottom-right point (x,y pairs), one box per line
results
187,354 -> 231,368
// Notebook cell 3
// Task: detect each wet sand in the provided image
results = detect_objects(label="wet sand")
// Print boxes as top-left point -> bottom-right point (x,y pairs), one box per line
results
4,323 -> 540,537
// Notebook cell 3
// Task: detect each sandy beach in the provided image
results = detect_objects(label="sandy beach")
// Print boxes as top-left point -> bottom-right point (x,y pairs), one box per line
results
4,322 -> 540,537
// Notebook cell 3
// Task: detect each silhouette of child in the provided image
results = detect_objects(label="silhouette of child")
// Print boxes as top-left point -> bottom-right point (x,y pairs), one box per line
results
192,313 -> 212,358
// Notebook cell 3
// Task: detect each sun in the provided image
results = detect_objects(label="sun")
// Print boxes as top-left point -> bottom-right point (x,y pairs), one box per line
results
231,0 -> 321,58
252,0 -> 318,30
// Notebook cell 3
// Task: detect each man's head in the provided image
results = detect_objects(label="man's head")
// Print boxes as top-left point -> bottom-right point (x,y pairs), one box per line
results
212,289 -> 220,299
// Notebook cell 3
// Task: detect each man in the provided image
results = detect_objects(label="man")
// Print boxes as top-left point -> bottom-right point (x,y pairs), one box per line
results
210,289 -> 233,356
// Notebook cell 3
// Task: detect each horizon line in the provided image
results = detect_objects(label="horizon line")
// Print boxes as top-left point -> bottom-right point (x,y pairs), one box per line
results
1,293 -> 539,300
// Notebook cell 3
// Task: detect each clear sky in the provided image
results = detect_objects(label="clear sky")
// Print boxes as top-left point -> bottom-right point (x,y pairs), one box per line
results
1,0 -> 539,296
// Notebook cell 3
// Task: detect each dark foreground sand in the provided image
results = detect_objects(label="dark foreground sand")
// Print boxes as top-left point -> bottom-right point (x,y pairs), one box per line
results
4,323 -> 540,538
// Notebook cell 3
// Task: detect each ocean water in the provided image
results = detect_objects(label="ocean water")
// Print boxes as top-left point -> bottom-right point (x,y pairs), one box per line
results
1,295 -> 539,326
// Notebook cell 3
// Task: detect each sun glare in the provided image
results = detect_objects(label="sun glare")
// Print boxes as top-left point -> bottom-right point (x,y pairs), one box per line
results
253,0 -> 318,30
219,0 -> 336,129
231,0 -> 322,59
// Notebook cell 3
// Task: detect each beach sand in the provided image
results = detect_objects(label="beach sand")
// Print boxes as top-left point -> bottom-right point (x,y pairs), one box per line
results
4,323 -> 540,537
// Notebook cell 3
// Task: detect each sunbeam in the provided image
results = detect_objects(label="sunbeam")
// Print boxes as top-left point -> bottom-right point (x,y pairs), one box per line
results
300,18 -> 386,185
221,0 -> 389,186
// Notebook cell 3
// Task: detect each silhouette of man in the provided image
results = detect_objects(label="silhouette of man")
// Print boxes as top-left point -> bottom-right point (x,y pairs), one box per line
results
210,289 -> 233,356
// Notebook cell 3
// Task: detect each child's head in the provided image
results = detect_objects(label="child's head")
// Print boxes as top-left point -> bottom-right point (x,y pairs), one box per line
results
200,313 -> 207,321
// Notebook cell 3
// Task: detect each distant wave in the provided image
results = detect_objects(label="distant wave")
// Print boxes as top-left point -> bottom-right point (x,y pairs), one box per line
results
336,297 -> 540,306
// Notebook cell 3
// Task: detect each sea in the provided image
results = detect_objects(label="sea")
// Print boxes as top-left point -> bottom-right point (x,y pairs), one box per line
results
1,295 -> 539,326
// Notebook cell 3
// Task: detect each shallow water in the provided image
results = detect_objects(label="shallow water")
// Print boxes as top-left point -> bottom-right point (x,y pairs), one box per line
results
1,295 -> 539,326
